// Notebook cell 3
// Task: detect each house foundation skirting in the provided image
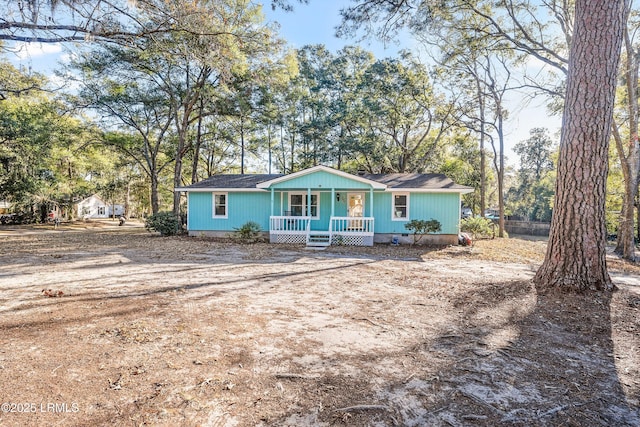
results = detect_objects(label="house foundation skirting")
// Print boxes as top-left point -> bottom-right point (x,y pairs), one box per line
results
270,231 -> 374,246
330,234 -> 373,246
187,230 -> 270,240
270,232 -> 308,244
373,233 -> 458,246
187,230 -> 455,246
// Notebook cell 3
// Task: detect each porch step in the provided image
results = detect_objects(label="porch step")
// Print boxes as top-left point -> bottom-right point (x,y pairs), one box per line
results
307,232 -> 331,247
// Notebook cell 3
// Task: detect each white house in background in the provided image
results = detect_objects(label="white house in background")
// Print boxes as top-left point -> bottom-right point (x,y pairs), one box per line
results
76,194 -> 124,219
0,200 -> 10,214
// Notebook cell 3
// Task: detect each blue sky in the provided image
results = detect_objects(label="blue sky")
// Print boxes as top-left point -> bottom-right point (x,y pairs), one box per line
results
264,1 -> 351,50
262,0 -> 410,59
6,42 -> 63,75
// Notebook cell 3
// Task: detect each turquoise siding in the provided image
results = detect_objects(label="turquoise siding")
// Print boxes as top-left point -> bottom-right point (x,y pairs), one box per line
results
188,190 -> 460,235
188,191 -> 272,231
188,191 -> 354,232
315,192 -> 332,231
269,170 -> 374,190
371,192 -> 460,234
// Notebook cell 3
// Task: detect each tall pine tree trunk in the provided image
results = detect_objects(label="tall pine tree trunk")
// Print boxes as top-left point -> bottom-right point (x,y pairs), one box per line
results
240,116 -> 246,175
534,0 -> 628,292
191,99 -> 204,184
637,190 -> 640,243
124,181 -> 130,218
150,172 -> 160,215
473,60 -> 487,218
496,112 -> 505,238
173,153 -> 184,215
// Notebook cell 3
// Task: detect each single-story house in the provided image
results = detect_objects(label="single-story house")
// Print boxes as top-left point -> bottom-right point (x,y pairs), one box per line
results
76,194 -> 125,219
0,200 -> 10,214
176,165 -> 474,246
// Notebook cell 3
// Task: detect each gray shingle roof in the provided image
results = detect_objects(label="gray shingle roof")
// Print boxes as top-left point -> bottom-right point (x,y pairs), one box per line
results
360,173 -> 472,190
179,171 -> 472,191
181,174 -> 283,189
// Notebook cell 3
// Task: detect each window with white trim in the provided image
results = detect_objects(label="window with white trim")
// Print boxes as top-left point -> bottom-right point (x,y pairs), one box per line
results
392,193 -> 409,220
289,192 -> 319,218
213,192 -> 228,218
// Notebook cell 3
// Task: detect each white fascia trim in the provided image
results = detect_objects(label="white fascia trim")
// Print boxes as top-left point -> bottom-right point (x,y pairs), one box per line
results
383,188 -> 475,194
256,165 -> 387,190
175,188 -> 268,192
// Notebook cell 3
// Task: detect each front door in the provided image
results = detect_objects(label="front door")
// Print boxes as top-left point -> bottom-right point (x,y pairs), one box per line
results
347,193 -> 364,229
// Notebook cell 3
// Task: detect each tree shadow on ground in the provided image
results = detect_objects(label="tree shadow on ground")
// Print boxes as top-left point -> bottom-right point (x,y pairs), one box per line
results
270,281 -> 640,426
409,283 -> 639,426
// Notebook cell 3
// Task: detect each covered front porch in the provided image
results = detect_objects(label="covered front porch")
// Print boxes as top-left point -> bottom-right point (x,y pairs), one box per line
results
269,214 -> 374,246
256,166 -> 386,247
266,188 -> 375,246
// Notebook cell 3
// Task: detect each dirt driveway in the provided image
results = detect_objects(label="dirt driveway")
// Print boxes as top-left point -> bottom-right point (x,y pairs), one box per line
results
0,222 -> 638,426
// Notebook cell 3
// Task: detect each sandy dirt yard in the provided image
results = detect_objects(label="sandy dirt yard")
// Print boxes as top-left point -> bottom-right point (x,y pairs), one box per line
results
0,221 -> 638,427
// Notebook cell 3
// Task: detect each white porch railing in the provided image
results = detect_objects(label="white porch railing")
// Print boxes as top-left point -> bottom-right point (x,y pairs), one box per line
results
330,216 -> 374,234
268,216 -> 374,246
269,216 -> 311,233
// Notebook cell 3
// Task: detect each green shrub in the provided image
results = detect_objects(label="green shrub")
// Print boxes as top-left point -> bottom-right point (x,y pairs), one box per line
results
404,219 -> 442,245
460,216 -> 494,240
145,211 -> 182,236
232,221 -> 262,242
605,211 -> 619,237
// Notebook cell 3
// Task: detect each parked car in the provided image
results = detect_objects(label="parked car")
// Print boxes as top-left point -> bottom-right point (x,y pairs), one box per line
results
0,213 -> 16,224
461,207 -> 472,219
484,209 -> 501,220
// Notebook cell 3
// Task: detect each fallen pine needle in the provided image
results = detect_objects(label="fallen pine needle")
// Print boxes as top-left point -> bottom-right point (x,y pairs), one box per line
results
335,405 -> 389,412
274,373 -> 317,380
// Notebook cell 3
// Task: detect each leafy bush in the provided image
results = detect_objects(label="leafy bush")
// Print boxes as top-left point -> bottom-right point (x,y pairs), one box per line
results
605,210 -> 619,238
232,221 -> 262,242
460,216 -> 494,240
145,211 -> 181,236
404,219 -> 442,245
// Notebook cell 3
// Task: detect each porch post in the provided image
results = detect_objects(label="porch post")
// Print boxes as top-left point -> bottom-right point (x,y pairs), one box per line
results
270,188 -> 274,216
331,188 -> 335,217
307,188 -> 311,216
369,188 -> 374,217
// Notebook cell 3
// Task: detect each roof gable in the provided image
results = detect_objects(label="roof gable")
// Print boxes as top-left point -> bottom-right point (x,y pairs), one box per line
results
78,194 -> 107,206
256,165 -> 386,190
